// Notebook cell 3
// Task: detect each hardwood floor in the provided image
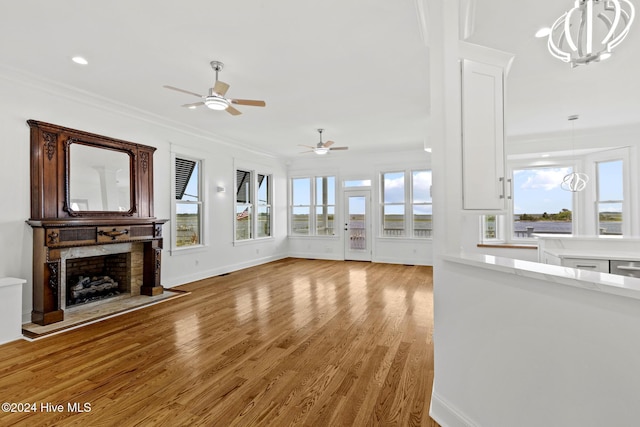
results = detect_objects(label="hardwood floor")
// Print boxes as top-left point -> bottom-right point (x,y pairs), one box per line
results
0,258 -> 439,426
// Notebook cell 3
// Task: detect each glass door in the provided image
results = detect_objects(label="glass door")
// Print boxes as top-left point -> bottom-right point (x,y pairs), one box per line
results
344,190 -> 371,261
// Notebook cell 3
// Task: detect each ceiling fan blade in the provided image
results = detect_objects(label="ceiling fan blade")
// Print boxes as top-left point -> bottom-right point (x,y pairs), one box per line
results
226,105 -> 242,116
299,150 -> 314,154
181,102 -> 204,108
329,147 -> 349,150
213,81 -> 230,97
323,140 -> 335,148
230,99 -> 266,107
163,85 -> 203,98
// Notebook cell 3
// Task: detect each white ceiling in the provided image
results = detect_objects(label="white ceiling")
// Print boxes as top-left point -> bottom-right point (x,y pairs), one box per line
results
1,1 -> 639,158
467,0 -> 640,141
0,0 -> 430,158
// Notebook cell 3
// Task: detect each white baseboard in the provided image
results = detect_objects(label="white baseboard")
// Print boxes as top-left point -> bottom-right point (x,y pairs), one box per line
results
430,391 -> 479,427
372,255 -> 432,266
286,252 -> 344,261
161,254 -> 288,288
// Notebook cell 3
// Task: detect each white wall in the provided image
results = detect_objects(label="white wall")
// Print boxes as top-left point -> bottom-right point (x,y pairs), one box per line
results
286,149 -> 433,266
431,260 -> 640,427
0,69 -> 288,322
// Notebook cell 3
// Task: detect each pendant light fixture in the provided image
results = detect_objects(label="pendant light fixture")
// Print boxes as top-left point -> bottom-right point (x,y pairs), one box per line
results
562,115 -> 590,192
548,0 -> 635,67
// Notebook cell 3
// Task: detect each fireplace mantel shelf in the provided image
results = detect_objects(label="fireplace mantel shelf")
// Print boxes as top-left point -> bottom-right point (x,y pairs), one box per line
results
27,218 -> 169,228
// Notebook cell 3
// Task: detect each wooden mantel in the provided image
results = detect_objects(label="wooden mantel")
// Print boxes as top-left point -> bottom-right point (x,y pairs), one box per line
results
26,120 -> 166,325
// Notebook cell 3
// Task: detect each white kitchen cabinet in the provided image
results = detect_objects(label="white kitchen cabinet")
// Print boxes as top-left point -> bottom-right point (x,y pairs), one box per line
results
461,59 -> 505,210
460,42 -> 514,212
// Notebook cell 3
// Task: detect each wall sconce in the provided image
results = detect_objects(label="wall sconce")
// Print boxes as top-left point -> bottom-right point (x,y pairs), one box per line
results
216,186 -> 226,193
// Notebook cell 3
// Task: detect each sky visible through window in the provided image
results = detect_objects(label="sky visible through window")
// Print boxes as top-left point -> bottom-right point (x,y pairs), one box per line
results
513,163 -> 622,215
179,162 -> 199,213
513,167 -> 573,214
598,160 -> 623,203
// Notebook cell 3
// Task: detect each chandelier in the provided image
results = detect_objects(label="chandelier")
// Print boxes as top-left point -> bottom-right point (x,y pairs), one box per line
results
548,0 -> 635,67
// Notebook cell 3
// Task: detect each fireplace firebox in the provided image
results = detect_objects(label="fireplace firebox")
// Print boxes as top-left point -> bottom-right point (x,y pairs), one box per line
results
65,253 -> 130,307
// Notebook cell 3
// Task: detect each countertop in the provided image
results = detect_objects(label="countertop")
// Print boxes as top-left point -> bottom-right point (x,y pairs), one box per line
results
443,253 -> 640,301
542,248 -> 640,261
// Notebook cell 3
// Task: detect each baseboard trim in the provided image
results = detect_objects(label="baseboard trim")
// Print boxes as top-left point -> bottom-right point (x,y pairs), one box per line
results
161,254 -> 288,288
430,391 -> 479,427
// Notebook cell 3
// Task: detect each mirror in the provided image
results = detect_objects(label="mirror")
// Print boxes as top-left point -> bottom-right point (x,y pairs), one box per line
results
68,142 -> 133,213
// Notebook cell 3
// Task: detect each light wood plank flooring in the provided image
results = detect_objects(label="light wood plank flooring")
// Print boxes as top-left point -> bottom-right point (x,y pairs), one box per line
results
0,258 -> 439,426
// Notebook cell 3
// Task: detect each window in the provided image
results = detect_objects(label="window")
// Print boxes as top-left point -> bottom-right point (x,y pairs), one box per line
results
344,179 -> 372,187
596,160 -> 623,236
382,171 -> 405,236
381,170 -> 431,238
236,169 -> 272,241
291,178 -> 311,235
174,156 -> 202,248
412,170 -> 432,238
257,174 -> 271,238
512,166 -> 573,238
481,215 -> 500,240
316,176 -> 336,236
236,169 -> 252,241
290,176 -> 336,236
482,152 -> 632,243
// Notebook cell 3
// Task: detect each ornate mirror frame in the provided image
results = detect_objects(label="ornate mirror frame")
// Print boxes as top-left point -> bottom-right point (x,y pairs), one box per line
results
63,137 -> 137,217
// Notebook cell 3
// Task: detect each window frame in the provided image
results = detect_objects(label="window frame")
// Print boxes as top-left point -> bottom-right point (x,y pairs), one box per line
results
379,169 -> 432,240
482,148 -> 634,243
288,175 -> 337,237
171,152 -> 205,253
507,161 -> 576,242
234,167 -> 274,244
586,147 -> 631,236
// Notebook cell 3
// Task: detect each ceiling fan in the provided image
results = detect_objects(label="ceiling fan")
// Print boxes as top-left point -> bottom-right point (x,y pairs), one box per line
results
299,129 -> 349,155
163,61 -> 266,116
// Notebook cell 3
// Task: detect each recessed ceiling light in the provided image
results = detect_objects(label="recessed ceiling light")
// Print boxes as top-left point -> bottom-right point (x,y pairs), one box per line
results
71,56 -> 88,65
535,27 -> 551,38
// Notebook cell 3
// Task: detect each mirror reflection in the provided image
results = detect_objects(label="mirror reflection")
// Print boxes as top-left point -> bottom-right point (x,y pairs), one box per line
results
69,143 -> 131,212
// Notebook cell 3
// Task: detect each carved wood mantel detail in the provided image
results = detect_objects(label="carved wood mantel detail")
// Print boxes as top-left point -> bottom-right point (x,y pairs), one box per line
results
27,120 -> 167,326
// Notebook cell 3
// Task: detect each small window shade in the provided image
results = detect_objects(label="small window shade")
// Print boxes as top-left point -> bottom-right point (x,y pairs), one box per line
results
175,158 -> 196,200
236,170 -> 251,203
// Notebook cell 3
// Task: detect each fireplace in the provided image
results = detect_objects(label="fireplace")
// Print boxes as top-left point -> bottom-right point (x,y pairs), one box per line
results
27,120 -> 166,326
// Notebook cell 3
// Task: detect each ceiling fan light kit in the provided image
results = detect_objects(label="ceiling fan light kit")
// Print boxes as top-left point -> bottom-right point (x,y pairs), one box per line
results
204,94 -> 230,110
548,0 -> 635,67
163,60 -> 266,115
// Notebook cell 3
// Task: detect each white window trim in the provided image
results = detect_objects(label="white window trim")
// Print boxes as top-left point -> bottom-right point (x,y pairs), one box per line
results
506,159 -> 577,243
288,174 -> 338,237
585,147 -> 632,236
488,149 -> 634,244
379,169 -> 432,240
170,151 -> 207,254
234,161 -> 275,245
